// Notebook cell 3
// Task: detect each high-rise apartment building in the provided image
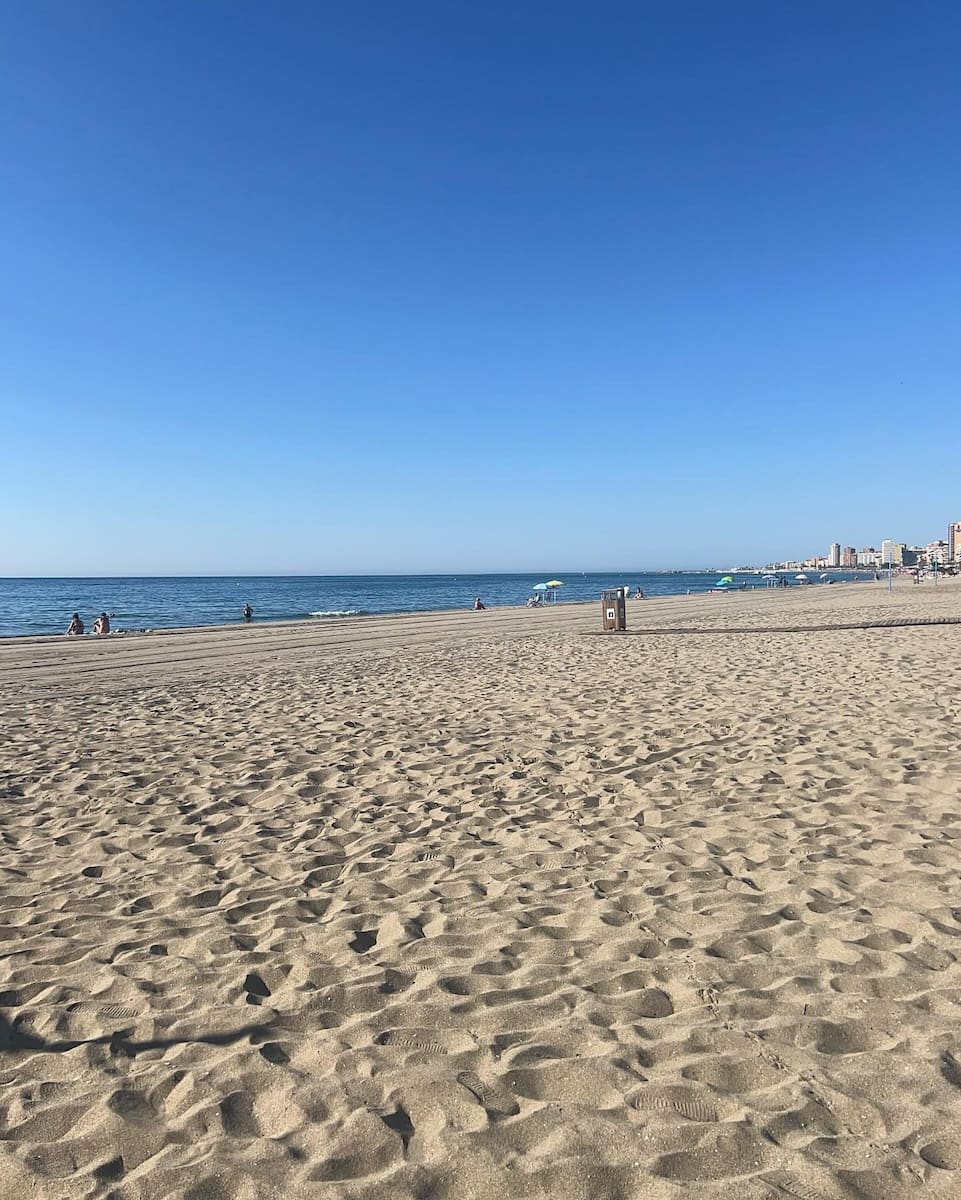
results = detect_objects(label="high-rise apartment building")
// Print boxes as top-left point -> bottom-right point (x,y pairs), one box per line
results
949,522 -> 961,563
881,539 -> 904,566
841,547 -> 857,568
829,543 -> 841,567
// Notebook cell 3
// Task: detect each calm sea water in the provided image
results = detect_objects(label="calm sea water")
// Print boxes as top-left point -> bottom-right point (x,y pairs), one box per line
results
0,572 -> 869,638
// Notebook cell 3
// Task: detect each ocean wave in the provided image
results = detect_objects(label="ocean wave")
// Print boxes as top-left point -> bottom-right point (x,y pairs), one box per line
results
309,609 -> 363,618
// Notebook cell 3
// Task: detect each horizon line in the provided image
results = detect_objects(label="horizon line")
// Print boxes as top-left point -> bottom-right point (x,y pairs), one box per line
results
0,566 -> 867,581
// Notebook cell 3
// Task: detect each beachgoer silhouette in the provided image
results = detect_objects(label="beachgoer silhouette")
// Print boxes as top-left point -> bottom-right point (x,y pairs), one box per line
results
242,603 -> 253,623
66,613 -> 84,636
473,598 -> 486,610
93,612 -> 110,636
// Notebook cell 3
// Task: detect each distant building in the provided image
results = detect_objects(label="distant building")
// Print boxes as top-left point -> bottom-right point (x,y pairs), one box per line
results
828,543 -> 841,567
880,540 -> 904,566
857,549 -> 880,567
902,547 -> 920,568
841,546 -> 857,568
926,540 -> 949,566
949,522 -> 961,563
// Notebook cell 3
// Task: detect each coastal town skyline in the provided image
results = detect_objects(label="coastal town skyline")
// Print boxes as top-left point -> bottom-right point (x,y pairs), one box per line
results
761,519 -> 961,573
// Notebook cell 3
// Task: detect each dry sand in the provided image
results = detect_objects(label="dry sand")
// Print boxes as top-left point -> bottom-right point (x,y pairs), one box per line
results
3,580 -> 961,1199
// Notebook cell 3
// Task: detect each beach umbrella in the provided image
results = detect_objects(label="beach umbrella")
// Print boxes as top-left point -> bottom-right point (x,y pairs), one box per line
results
795,573 -> 808,580
545,580 -> 564,589
532,583 -> 549,591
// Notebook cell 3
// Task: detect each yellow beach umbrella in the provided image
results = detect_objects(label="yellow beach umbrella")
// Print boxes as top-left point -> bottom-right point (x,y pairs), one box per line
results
545,580 -> 564,588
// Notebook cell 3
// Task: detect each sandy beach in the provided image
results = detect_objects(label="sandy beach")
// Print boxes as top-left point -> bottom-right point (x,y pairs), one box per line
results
3,579 -> 961,1199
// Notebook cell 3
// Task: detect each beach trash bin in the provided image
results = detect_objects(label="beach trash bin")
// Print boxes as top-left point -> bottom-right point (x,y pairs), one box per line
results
601,588 -> 627,632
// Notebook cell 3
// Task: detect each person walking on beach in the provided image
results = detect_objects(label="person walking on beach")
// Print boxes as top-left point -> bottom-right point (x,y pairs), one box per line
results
242,602 -> 253,622
93,612 -> 110,636
66,613 -> 84,636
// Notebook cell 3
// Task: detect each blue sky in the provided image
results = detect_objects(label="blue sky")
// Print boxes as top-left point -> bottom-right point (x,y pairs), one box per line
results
2,1 -> 959,574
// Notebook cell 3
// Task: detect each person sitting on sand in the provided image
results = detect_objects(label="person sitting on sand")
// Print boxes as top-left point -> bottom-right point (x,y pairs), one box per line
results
93,612 -> 110,636
526,595 -> 541,607
242,602 -> 253,622
66,613 -> 84,636
473,597 -> 486,610
633,587 -> 644,599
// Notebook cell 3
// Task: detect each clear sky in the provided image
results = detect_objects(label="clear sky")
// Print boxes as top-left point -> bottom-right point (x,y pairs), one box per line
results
2,1 -> 959,574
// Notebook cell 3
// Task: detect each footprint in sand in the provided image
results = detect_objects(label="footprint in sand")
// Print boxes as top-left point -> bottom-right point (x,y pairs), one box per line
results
653,1124 -> 776,1180
456,1070 -> 520,1118
762,1170 -> 846,1200
97,1003 -> 141,1020
920,1139 -> 961,1170
106,1088 -> 155,1124
377,1031 -> 445,1053
380,969 -> 414,994
630,1085 -> 721,1123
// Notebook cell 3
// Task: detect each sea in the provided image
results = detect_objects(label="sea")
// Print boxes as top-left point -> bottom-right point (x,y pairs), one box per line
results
0,571 -> 872,638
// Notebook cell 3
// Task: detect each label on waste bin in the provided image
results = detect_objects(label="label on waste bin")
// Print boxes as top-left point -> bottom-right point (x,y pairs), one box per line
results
607,609 -> 615,621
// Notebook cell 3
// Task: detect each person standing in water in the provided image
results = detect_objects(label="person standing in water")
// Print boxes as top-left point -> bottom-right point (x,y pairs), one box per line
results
242,603 -> 253,622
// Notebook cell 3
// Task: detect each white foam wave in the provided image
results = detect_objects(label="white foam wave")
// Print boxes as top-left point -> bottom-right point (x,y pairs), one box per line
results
309,609 -> 362,618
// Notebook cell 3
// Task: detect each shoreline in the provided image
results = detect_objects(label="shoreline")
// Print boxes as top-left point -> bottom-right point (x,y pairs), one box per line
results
0,579 -> 887,649
0,572 -> 887,643
1,579 -> 947,694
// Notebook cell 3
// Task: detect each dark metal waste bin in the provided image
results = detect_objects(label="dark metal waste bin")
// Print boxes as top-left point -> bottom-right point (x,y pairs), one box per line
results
601,588 -> 627,632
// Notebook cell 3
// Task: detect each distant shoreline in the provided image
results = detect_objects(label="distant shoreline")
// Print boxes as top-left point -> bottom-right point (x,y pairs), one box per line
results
0,572 -> 888,640
1,581 -> 891,650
